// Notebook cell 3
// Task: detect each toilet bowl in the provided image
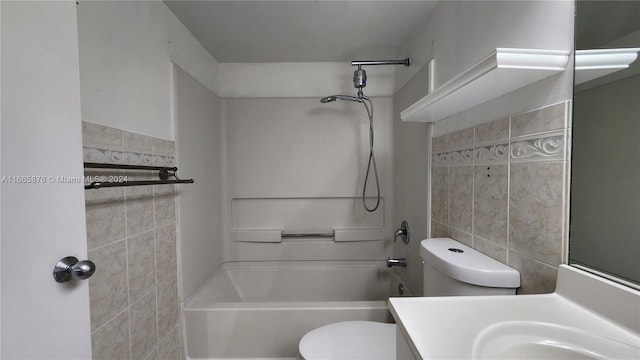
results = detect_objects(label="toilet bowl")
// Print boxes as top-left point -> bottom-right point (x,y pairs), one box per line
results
297,237 -> 521,360
298,321 -> 395,360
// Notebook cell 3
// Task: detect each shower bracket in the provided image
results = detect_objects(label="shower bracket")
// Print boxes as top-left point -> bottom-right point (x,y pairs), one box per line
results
351,58 -> 411,67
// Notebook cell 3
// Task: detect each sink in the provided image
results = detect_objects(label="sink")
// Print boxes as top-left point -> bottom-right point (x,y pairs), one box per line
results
390,266 -> 640,359
472,321 -> 640,359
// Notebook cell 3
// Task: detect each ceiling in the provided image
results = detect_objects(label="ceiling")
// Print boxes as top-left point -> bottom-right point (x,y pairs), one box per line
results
164,1 -> 437,63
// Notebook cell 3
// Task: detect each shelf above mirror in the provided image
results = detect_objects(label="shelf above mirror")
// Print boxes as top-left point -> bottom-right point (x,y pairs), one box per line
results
401,48 -> 570,123
575,48 -> 640,85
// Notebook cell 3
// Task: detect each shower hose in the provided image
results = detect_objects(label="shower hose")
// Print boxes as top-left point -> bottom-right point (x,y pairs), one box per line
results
360,98 -> 380,212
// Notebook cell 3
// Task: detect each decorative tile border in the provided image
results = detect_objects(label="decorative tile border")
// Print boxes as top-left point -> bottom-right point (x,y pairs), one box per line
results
433,133 -> 564,167
433,142 -> 509,167
84,147 -> 175,167
448,147 -> 474,166
84,148 -> 124,164
511,133 -> 564,163
432,153 -> 448,167
474,143 -> 509,165
432,147 -> 474,167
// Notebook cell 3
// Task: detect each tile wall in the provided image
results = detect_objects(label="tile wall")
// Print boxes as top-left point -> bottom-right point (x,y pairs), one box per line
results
431,102 -> 570,294
82,122 -> 182,359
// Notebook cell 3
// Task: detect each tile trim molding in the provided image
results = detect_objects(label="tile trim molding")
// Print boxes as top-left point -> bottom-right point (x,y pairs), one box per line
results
510,133 -> 564,163
474,143 -> 509,165
84,146 -> 176,167
431,131 -> 563,167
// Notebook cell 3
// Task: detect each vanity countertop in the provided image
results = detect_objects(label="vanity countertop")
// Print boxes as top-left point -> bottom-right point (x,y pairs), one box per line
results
389,265 -> 640,359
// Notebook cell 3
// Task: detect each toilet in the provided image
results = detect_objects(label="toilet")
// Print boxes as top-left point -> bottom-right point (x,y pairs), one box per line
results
297,237 -> 521,360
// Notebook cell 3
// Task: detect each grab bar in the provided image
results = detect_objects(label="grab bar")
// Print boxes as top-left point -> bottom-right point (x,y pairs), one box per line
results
281,232 -> 334,239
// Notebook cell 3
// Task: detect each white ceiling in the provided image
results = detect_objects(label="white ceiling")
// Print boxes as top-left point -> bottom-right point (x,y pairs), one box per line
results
164,1 -> 437,63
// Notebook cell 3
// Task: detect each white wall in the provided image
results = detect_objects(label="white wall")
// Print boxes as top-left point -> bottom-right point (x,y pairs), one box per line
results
392,66 -> 431,294
76,0 -> 223,300
219,62 -> 395,98
174,66 -> 224,299
388,1 -> 575,292
0,1 -> 3,354
1,1 -> 91,357
223,97 -> 394,262
395,0 -> 574,136
77,1 -> 219,140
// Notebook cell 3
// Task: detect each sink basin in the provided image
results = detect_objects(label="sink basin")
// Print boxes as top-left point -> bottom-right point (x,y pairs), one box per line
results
473,321 -> 640,359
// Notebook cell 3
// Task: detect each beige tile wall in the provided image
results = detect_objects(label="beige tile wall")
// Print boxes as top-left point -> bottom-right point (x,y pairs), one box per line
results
82,122 -> 182,360
431,102 -> 570,294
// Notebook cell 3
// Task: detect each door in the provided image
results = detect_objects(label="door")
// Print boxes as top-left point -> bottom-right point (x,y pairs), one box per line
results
1,1 -> 92,358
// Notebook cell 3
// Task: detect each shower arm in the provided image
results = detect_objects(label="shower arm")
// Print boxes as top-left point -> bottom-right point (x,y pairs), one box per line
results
351,58 -> 411,67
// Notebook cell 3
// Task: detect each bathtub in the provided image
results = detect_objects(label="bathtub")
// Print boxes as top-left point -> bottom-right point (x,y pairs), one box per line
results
183,261 -> 412,359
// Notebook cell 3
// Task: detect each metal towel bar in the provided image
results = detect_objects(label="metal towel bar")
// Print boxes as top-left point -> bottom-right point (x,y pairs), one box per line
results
83,162 -> 194,190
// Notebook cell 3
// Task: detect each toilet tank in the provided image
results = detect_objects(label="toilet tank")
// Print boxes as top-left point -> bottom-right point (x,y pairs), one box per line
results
420,238 -> 520,296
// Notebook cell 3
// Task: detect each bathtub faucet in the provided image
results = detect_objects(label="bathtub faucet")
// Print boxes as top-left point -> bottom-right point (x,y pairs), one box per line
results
386,257 -> 407,268
394,221 -> 410,244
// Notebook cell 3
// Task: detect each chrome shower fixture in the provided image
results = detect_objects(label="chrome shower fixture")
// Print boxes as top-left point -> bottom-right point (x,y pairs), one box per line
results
321,58 -> 411,102
351,59 -> 411,67
351,58 -> 411,97
319,58 -> 410,213
320,95 -> 364,103
353,66 -> 367,97
349,58 -> 410,98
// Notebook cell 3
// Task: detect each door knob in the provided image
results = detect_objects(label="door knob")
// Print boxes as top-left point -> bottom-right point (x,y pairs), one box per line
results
53,256 -> 96,283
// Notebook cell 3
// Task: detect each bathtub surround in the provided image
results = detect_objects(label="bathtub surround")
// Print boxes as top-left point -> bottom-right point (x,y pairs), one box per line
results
174,66 -> 225,301
82,122 -> 182,360
183,261 -> 402,358
224,97 -> 394,263
392,65 -> 431,295
430,102 -> 571,294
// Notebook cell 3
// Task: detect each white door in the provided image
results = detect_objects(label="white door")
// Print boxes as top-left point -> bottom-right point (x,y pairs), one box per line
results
1,1 -> 92,358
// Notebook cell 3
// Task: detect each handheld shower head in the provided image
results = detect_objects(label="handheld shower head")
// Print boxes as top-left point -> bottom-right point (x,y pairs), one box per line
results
320,96 -> 336,103
319,95 -> 362,103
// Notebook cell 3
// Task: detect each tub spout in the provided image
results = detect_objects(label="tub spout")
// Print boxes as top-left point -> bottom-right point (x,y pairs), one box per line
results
386,257 -> 407,268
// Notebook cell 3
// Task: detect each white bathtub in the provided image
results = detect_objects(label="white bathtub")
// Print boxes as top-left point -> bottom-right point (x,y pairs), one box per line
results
183,261 -> 412,359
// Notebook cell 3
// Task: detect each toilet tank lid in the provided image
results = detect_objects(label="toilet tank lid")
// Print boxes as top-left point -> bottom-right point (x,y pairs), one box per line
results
420,238 -> 520,288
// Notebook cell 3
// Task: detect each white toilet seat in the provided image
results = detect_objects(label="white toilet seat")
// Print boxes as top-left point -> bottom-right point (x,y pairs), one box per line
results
298,321 -> 396,360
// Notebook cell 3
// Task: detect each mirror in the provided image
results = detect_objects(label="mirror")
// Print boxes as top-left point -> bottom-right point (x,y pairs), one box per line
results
570,1 -> 640,288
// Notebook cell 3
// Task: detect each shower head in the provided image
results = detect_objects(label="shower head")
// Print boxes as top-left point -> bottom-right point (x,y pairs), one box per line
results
319,95 -> 363,103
